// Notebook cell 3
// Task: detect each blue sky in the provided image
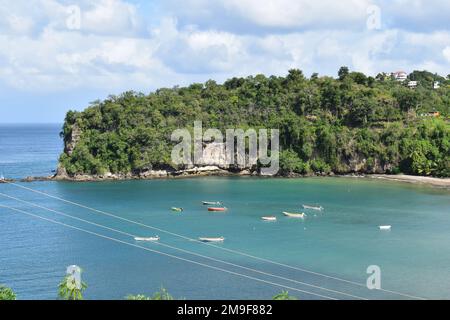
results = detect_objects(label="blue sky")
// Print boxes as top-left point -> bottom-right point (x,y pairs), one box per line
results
0,0 -> 449,123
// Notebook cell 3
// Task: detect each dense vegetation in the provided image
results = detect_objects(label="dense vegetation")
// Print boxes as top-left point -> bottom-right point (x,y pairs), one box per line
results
59,68 -> 450,177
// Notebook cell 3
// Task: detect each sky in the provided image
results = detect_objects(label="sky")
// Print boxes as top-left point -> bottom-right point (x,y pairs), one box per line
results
0,0 -> 449,123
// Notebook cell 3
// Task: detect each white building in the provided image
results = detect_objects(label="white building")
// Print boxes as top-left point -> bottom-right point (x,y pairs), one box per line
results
392,71 -> 407,81
433,81 -> 440,89
407,81 -> 418,88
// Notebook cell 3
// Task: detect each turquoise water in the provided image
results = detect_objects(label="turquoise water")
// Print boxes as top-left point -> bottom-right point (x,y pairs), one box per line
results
0,124 -> 449,300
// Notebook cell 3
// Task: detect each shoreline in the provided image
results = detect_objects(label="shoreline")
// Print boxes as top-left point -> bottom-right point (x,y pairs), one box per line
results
5,172 -> 450,189
366,174 -> 450,188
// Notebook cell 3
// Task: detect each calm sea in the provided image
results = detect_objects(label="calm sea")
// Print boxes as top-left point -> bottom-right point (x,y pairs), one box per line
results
0,124 -> 449,300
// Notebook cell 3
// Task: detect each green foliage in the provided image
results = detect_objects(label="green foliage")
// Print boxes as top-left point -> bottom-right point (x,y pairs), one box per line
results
58,270 -> 88,300
0,285 -> 16,300
280,149 -> 304,174
338,66 -> 350,80
59,69 -> 450,177
126,287 -> 174,300
272,290 -> 298,300
150,286 -> 174,300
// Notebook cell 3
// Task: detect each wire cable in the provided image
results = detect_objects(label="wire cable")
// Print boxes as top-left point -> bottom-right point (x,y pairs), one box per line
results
0,192 -> 368,300
0,204 -> 338,300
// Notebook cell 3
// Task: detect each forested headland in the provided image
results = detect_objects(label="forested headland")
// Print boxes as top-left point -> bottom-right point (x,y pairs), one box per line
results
58,68 -> 450,179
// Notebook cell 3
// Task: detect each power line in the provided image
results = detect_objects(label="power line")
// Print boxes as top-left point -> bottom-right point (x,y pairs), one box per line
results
0,204 -> 337,300
1,180 -> 426,300
0,192 -> 367,300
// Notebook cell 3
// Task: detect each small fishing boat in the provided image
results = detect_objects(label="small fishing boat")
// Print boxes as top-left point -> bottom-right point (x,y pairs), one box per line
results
283,212 -> 306,218
134,236 -> 160,241
171,207 -> 183,212
302,204 -> 324,211
379,225 -> 391,231
198,237 -> 225,242
202,201 -> 222,205
261,216 -> 277,221
208,207 -> 227,212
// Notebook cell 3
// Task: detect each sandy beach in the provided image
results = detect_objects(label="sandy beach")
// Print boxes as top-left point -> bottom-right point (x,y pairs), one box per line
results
369,174 -> 450,188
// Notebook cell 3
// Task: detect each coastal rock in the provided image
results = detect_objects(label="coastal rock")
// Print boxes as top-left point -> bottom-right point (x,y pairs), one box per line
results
177,166 -> 227,176
139,170 -> 169,178
54,164 -> 69,180
199,143 -> 228,168
65,124 -> 82,156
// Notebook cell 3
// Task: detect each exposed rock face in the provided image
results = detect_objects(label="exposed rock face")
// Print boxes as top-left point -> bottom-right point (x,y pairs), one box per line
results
198,143 -> 228,168
197,142 -> 258,171
54,164 -> 69,180
64,124 -> 81,156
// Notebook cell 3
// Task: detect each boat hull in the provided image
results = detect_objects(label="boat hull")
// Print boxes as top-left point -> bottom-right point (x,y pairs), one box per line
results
134,237 -> 160,241
283,212 -> 305,218
302,205 -> 323,211
202,201 -> 221,205
208,207 -> 227,212
198,237 -> 225,242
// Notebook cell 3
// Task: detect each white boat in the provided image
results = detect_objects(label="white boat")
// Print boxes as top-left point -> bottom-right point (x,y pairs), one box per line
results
379,225 -> 391,231
134,236 -> 160,241
261,216 -> 277,221
283,212 -> 306,218
302,204 -> 324,211
198,237 -> 225,242
202,201 -> 222,205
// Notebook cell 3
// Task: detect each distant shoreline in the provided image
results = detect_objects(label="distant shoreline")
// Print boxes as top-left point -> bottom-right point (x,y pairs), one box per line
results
6,172 -> 450,189
365,174 -> 450,188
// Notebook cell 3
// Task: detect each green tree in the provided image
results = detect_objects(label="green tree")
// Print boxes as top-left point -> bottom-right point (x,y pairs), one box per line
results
58,269 -> 88,300
338,66 -> 350,80
0,285 -> 16,300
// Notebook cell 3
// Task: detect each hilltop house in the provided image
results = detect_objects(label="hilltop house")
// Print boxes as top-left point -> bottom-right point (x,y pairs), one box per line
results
392,71 -> 407,81
433,81 -> 440,89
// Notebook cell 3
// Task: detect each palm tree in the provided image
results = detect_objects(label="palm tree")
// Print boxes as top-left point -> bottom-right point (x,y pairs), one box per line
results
58,269 -> 88,300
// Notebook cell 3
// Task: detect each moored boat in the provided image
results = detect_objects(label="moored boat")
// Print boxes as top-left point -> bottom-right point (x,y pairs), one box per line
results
208,207 -> 227,212
134,236 -> 160,241
198,236 -> 225,242
379,225 -> 391,231
283,211 -> 306,218
171,207 -> 183,212
261,216 -> 277,221
202,201 -> 222,205
302,204 -> 324,211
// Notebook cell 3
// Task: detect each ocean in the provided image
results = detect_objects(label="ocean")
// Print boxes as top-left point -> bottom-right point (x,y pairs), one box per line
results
0,124 -> 449,300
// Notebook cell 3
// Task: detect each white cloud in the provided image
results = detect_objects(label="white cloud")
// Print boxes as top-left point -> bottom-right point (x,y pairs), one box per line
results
221,0 -> 371,29
163,0 -> 373,32
443,46 -> 450,63
0,0 -> 449,96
